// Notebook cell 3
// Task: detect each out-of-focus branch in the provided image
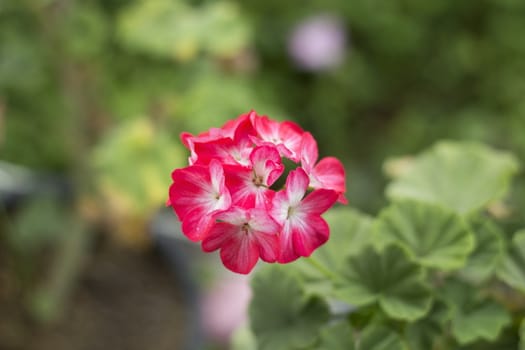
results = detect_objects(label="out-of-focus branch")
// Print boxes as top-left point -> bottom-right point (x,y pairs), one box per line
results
24,0 -> 105,324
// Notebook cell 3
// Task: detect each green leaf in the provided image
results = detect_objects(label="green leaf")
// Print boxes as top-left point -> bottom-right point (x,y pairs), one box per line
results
91,118 -> 186,215
318,207 -> 373,263
359,325 -> 406,350
386,141 -> 519,214
316,321 -> 355,350
293,208 -> 373,284
231,324 -> 257,350
440,280 -> 511,345
7,198 -> 69,254
405,302 -> 451,350
117,0 -> 250,60
452,302 -> 511,345
497,229 -> 525,293
375,199 -> 474,270
250,266 -> 330,350
335,244 -> 432,321
459,217 -> 505,283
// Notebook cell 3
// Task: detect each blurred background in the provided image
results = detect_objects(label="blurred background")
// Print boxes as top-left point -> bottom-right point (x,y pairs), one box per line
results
0,0 -> 524,349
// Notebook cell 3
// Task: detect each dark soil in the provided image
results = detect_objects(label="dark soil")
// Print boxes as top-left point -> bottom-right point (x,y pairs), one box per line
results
0,244 -> 192,350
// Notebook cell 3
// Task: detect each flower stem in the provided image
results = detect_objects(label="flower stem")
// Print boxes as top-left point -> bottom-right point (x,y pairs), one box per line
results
304,256 -> 338,280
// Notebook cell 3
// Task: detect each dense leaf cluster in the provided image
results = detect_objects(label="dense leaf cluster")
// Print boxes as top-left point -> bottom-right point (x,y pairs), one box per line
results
245,141 -> 525,349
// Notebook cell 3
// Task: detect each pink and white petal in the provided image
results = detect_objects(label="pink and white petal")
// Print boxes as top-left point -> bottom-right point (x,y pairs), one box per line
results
285,168 -> 309,206
220,115 -> 245,138
220,236 -> 260,274
312,157 -> 347,203
300,132 -> 319,172
279,121 -> 304,160
275,143 -> 295,160
251,114 -> 277,140
250,146 -> 283,184
209,159 -> 227,194
266,161 -> 285,186
258,189 -> 276,211
181,207 -> 216,241
291,215 -> 330,257
224,165 -> 257,208
180,131 -> 196,151
232,138 -> 256,166
202,222 -> 239,252
255,232 -> 280,263
169,163 -> 231,241
270,190 -> 292,224
193,138 -> 237,165
277,222 -> 300,263
169,165 -> 210,220
232,112 -> 257,141
214,206 -> 248,227
248,208 -> 280,233
300,189 -> 338,216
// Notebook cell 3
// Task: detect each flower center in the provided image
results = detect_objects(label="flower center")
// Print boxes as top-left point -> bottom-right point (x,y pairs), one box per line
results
287,206 -> 295,219
252,174 -> 264,186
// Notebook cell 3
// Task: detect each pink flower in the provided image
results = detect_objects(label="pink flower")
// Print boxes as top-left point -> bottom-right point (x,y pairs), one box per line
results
169,159 -> 232,241
301,132 -> 347,204
250,113 -> 305,162
270,168 -> 338,263
201,274 -> 251,343
202,206 -> 280,274
168,111 -> 346,273
181,112 -> 256,165
288,15 -> 347,71
225,145 -> 284,209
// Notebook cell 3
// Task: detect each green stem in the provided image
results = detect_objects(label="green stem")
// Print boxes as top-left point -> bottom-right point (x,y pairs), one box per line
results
304,256 -> 339,280
30,220 -> 91,323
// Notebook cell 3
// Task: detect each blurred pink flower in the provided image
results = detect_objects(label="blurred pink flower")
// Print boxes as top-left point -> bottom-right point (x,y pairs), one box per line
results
201,274 -> 252,344
288,15 -> 347,71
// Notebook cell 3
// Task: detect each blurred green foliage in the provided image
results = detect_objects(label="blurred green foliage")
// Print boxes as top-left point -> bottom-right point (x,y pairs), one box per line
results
244,141 -> 524,350
2,0 -> 524,214
1,0 -> 525,347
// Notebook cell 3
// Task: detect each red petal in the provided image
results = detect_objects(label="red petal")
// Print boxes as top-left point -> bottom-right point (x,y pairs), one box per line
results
277,222 -> 301,263
291,215 -> 329,257
256,232 -> 280,263
300,132 -> 319,172
181,207 -> 215,241
300,189 -> 338,215
220,236 -> 259,274
202,222 -> 238,252
312,157 -> 347,204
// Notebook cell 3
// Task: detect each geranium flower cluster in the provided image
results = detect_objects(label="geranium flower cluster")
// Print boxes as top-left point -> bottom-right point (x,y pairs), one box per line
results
168,111 -> 346,274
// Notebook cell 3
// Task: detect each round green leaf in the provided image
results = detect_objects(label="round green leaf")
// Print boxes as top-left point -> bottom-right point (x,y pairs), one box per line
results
250,266 -> 330,350
294,208 -> 373,281
459,217 -> 505,283
316,321 -> 355,350
386,141 -> 519,214
359,325 -> 406,350
452,302 -> 511,345
440,279 -> 511,345
322,208 -> 374,259
497,229 -> 525,293
376,199 -> 474,270
335,244 -> 432,321
405,302 -> 451,350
